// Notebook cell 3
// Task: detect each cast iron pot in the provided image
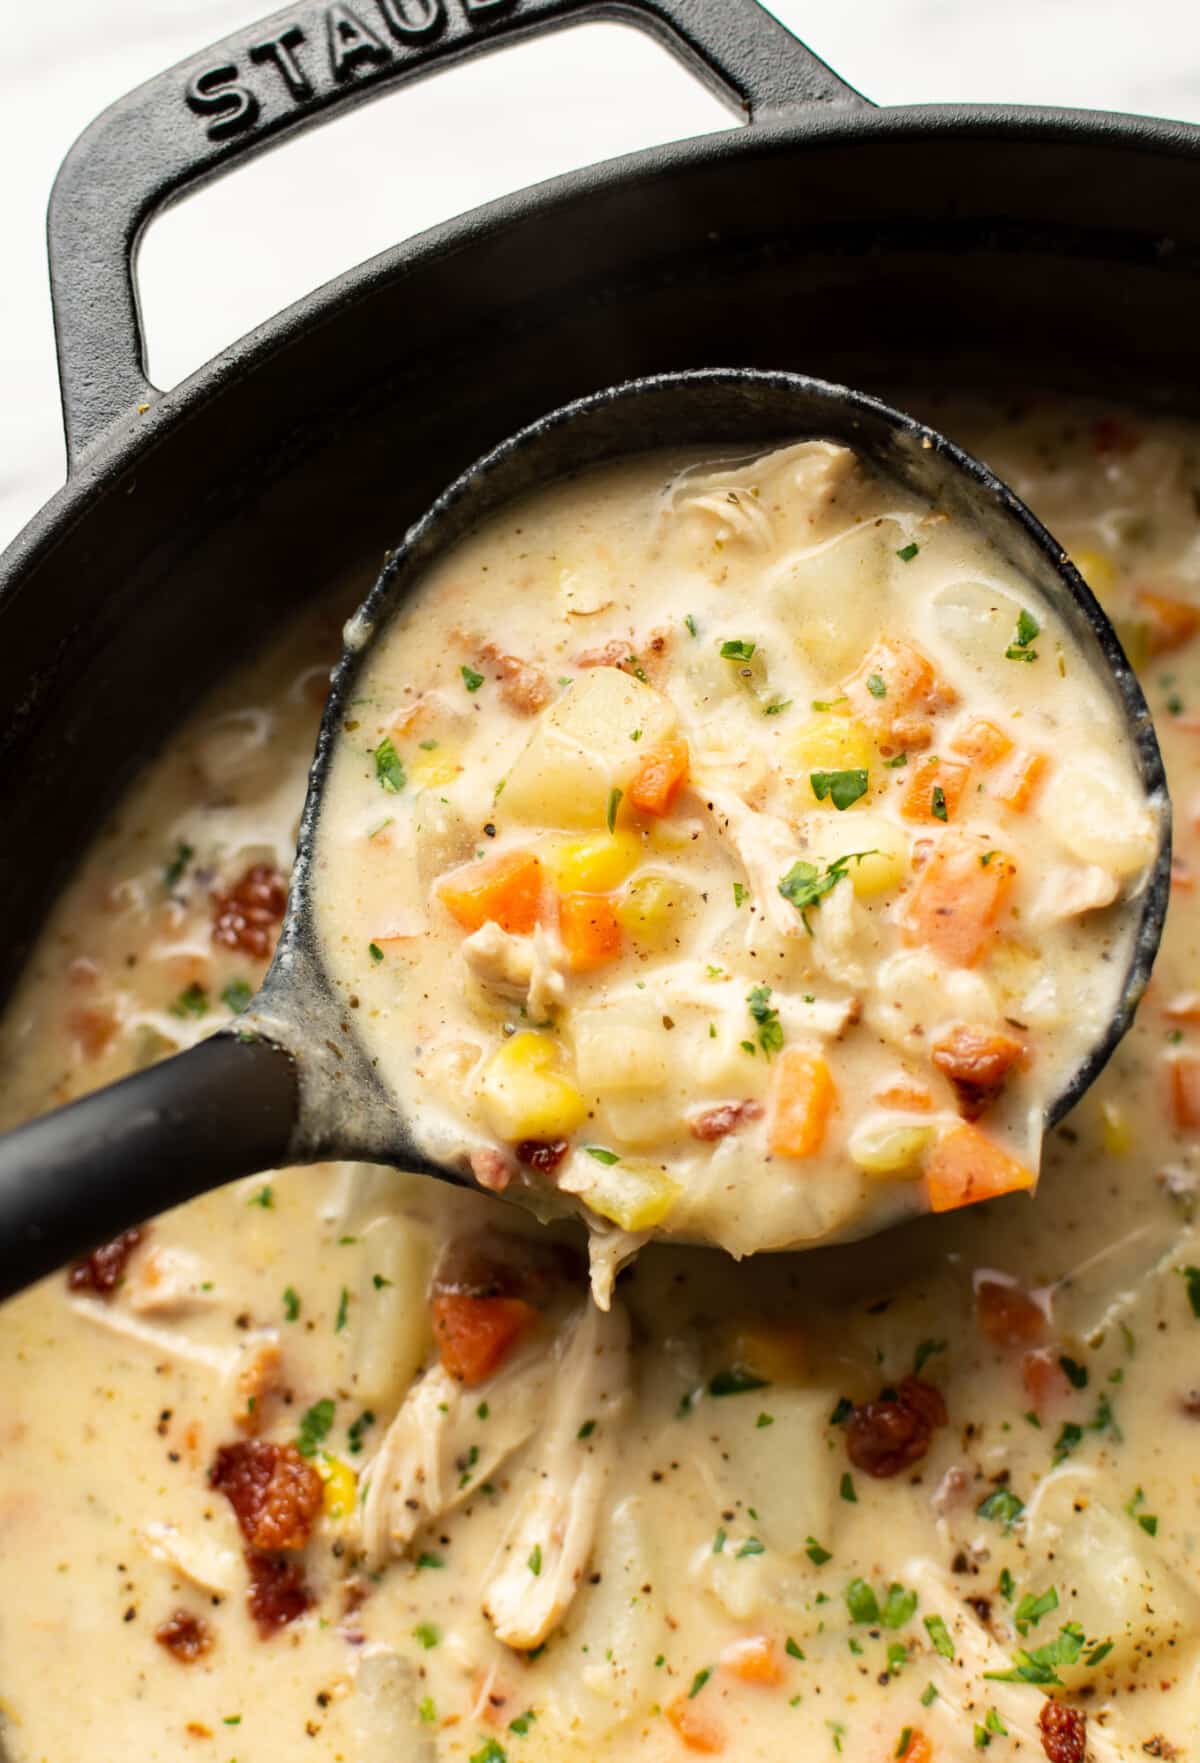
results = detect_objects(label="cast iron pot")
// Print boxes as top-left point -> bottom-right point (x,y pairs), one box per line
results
4,0 -> 1200,1095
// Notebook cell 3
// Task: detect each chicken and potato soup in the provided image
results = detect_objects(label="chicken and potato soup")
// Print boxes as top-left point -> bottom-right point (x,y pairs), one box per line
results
315,439 -> 1158,1290
0,402 -> 1196,1763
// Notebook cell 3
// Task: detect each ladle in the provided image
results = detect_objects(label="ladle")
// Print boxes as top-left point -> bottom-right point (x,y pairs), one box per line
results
0,370 -> 1171,1300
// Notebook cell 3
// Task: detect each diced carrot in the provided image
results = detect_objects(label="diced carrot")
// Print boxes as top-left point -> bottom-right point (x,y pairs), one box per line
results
666,1696 -> 724,1754
767,1048 -> 835,1158
720,1635 -> 781,1686
1022,1345 -> 1072,1416
894,1729 -> 933,1763
873,1079 -> 935,1113
900,837 -> 1016,968
437,850 -> 544,935
900,756 -> 971,824
924,1122 -> 1035,1214
628,737 -> 690,815
994,749 -> 1048,813
1170,1053 -> 1200,1131
557,891 -> 623,971
431,1293 -> 538,1385
1164,992 -> 1200,1023
975,1277 -> 1046,1347
843,637 -> 956,750
949,718 -> 1014,768
1136,588 -> 1200,657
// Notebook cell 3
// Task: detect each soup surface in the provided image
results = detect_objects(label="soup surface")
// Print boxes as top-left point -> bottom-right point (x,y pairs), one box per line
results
2,401 -> 1200,1763
314,438 -> 1158,1287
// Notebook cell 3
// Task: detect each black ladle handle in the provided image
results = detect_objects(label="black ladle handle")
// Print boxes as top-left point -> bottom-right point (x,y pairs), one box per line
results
0,1035 -> 299,1302
47,0 -> 866,459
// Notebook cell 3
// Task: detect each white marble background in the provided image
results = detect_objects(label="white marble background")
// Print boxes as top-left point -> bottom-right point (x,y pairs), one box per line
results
5,0 -> 1200,550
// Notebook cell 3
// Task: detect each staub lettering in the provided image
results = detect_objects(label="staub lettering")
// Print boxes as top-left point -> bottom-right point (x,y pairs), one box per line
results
186,0 -> 518,141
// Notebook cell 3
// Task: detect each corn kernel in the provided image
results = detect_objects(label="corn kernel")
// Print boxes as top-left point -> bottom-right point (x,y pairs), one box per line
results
1070,547 -> 1118,603
478,1031 -> 587,1140
616,872 -> 697,950
729,1323 -> 808,1385
317,1455 -> 358,1521
575,1157 -> 681,1231
542,830 -> 642,893
410,749 -> 461,788
787,713 -> 876,804
1100,1099 -> 1131,1155
848,1119 -> 933,1178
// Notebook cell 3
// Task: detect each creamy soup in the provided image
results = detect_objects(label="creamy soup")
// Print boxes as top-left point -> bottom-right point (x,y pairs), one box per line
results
1,401 -> 1199,1763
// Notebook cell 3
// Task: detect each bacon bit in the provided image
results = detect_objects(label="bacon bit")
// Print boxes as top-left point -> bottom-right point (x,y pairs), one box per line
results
1038,1699 -> 1087,1763
66,1004 -> 119,1060
211,863 -> 288,959
975,1278 -> 1046,1347
1179,1389 -> 1200,1418
1022,1347 -> 1072,1417
478,643 -> 552,716
666,1694 -> 725,1753
1170,1054 -> 1200,1131
688,1100 -> 764,1142
931,1025 -> 1026,1120
845,1376 -> 947,1478
873,1079 -> 935,1113
720,1634 -> 781,1685
244,1548 -> 312,1637
431,1293 -> 538,1385
514,1138 -> 569,1174
234,1340 -> 284,1434
67,1226 -> 145,1296
210,1440 -> 323,1551
1091,415 -> 1139,455
470,1146 -> 514,1193
154,1609 -> 214,1663
1136,589 -> 1200,657
896,1731 -> 933,1763
1164,992 -> 1200,1023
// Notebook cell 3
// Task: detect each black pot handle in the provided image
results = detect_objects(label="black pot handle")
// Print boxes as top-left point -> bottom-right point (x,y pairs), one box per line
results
47,0 -> 866,461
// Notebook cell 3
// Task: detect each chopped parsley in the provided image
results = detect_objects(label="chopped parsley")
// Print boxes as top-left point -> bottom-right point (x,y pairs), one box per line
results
1058,1354 -> 1088,1389
845,1578 -> 880,1624
372,1273 -> 392,1289
688,1666 -> 712,1699
577,1418 -> 596,1439
347,1410 -> 375,1454
605,786 -> 623,833
248,1184 -> 273,1209
810,768 -> 869,811
296,1398 -> 335,1457
1052,1421 -> 1084,1463
999,1567 -> 1015,1601
527,1544 -> 542,1576
733,881 -> 749,908
924,1614 -> 955,1659
829,1396 -> 854,1426
709,1365 -> 770,1397
736,1537 -> 765,1558
881,1583 -> 918,1629
414,1621 -> 440,1649
883,750 -> 908,767
930,784 -> 948,821
756,1411 -> 774,1429
461,664 -> 485,692
1015,1587 -> 1059,1635
806,1536 -> 832,1565
763,696 -> 792,716
896,542 -> 920,562
170,981 -> 209,1019
684,613 -> 699,638
1085,1639 -> 1114,1666
778,851 -> 878,932
719,639 -> 756,661
887,1641 -> 908,1676
418,1696 -> 437,1724
913,1339 -> 946,1376
977,1487 -> 1025,1531
585,1145 -> 620,1165
1179,1264 -> 1200,1318
985,1620 -> 1085,1686
469,1741 -> 506,1763
896,1728 -> 912,1759
334,1285 -> 350,1332
747,984 -> 784,1055
839,1472 -> 857,1503
416,1551 -> 444,1570
1126,1486 -> 1159,1534
373,736 -> 405,791
164,842 -> 194,887
712,1527 -> 727,1554
220,977 -> 253,1014
866,673 -> 888,698
1005,607 -> 1040,662
786,1637 -> 805,1659
508,1711 -> 536,1736
920,1682 -> 938,1707
282,1285 -> 301,1321
368,941 -> 384,964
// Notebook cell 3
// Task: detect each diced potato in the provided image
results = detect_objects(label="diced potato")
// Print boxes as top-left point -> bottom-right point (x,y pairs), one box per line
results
787,712 -> 875,779
768,522 -> 891,673
354,1215 -> 434,1410
542,830 -> 642,893
477,1031 -> 586,1140
1044,761 -> 1157,877
708,1384 -> 837,1558
564,1152 -> 681,1231
502,667 -> 677,827
571,1004 -> 670,1092
615,871 -> 699,950
555,1498 -> 666,1735
848,1117 -> 934,1178
817,810 -> 909,898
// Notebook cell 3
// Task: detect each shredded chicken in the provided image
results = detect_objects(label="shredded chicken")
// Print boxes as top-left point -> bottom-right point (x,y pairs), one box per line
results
482,1299 -> 632,1650
125,1245 -> 217,1317
69,1295 -> 239,1375
702,787 -> 809,952
141,1519 -> 241,1596
1035,862 -> 1121,921
461,922 -> 566,1021
357,1339 -> 556,1568
354,1651 -> 438,1763
232,1334 -> 284,1433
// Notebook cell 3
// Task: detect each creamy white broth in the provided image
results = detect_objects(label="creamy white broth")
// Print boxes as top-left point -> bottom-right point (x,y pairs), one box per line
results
0,402 -> 1198,1763
314,439 -> 1157,1284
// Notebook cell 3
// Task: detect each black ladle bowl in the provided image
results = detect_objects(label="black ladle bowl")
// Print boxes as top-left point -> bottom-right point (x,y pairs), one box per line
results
0,369 -> 1171,1300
